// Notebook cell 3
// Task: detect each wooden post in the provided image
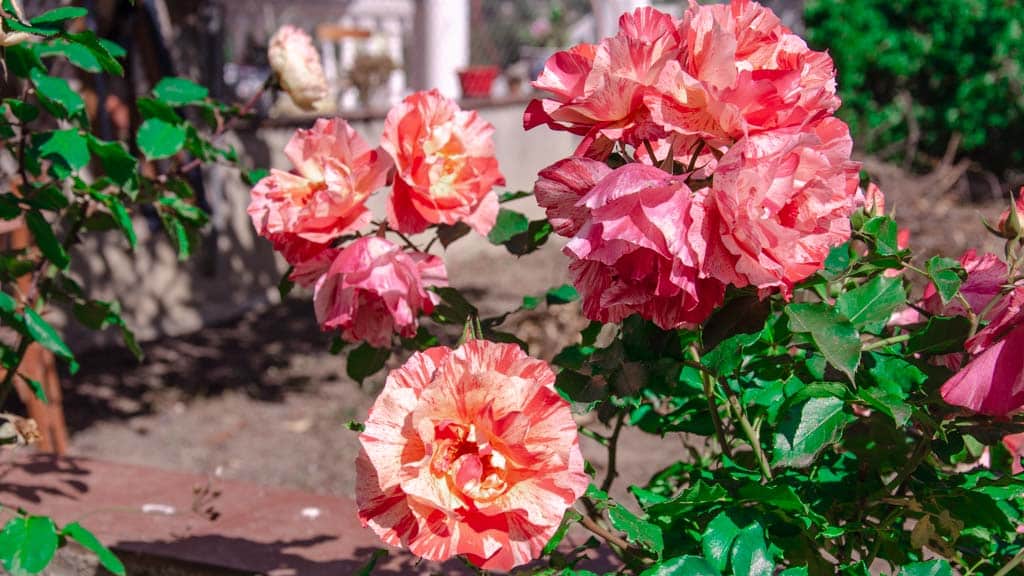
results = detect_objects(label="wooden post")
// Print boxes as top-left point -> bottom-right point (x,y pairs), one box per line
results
1,222 -> 69,454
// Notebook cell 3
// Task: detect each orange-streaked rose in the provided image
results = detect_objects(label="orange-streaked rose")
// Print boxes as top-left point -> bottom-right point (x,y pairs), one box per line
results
356,340 -> 587,571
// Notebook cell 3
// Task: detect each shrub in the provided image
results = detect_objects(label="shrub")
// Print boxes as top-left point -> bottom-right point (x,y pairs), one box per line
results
805,0 -> 1024,176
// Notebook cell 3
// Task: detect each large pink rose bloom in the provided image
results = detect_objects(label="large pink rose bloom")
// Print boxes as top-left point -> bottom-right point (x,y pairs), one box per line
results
248,118 -> 391,262
312,237 -> 447,347
524,8 -> 686,153
649,0 -> 839,142
268,25 -> 329,110
382,90 -> 505,235
703,118 -> 860,296
564,163 -> 725,329
941,287 -> 1024,417
356,341 -> 587,571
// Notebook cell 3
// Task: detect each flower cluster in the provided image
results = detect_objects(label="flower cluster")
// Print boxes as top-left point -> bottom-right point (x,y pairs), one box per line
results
528,1 -> 860,329
247,90 -> 504,347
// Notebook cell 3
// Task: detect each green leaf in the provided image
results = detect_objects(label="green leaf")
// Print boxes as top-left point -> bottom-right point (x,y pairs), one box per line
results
30,68 -> 84,118
608,504 -> 663,557
24,210 -> 69,269
35,40 -> 103,73
0,195 -> 20,220
88,136 -> 138,191
137,118 -> 187,160
62,31 -> 123,76
835,276 -> 906,327
437,222 -> 472,248
487,208 -> 530,245
504,219 -> 554,255
29,6 -> 87,25
23,308 -> 74,366
899,560 -> 952,576
37,129 -> 90,172
0,516 -> 58,574
702,512 -> 740,573
431,287 -> 478,324
0,291 -> 15,313
61,522 -> 125,576
3,98 -> 38,123
542,508 -> 582,555
786,303 -> 860,382
773,396 -> 852,468
926,256 -> 964,305
862,216 -> 900,256
157,211 -> 191,260
353,548 -> 388,576
4,45 -> 44,78
729,523 -> 773,576
641,556 -> 721,576
702,330 -> 762,376
152,77 -> 209,105
647,480 -> 728,522
136,97 -> 182,123
546,284 -> 579,305
346,342 -> 390,384
22,377 -> 46,403
905,315 -> 971,355
159,196 -> 207,226
554,369 -> 602,403
242,168 -> 269,186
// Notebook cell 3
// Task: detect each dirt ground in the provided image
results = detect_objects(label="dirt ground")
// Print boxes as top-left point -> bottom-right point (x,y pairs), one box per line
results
39,161 -> 1017,514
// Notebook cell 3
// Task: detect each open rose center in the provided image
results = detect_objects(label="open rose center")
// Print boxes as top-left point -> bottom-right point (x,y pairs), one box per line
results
430,421 -> 509,503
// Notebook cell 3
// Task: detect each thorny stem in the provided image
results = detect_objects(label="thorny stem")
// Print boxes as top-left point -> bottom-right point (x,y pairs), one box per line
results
642,139 -> 659,166
600,411 -> 626,493
862,333 -> 911,352
885,436 -> 931,495
578,509 -> 632,555
686,140 -> 706,174
725,390 -> 773,481
688,346 -> 733,459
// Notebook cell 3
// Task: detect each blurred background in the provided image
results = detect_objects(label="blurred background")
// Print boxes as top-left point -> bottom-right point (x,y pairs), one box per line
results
4,0 -> 1023,535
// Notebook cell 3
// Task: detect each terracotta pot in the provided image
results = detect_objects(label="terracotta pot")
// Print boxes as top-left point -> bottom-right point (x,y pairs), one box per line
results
457,65 -> 500,99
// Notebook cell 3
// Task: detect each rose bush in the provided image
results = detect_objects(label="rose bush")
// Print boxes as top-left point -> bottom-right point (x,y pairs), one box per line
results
241,2 -> 1024,575
5,1 -> 1024,575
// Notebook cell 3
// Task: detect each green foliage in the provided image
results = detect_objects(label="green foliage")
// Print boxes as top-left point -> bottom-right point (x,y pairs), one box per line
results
805,0 -> 1024,174
0,4 -> 248,574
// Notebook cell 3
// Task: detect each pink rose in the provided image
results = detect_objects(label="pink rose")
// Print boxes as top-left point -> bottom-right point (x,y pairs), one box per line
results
268,26 -> 329,110
1004,432 -> 1024,475
703,117 -> 860,296
524,8 -> 684,152
649,0 -> 839,142
853,183 -> 886,216
996,187 -> 1024,238
382,90 -> 504,235
534,157 -> 613,237
940,288 -> 1024,417
356,340 -> 587,571
564,163 -> 725,329
248,118 -> 391,263
312,236 -> 447,347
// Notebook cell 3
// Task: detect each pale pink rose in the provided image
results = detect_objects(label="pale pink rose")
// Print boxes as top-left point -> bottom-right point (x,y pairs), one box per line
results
853,183 -> 886,216
382,90 -> 504,235
565,163 -> 725,329
703,118 -> 860,296
312,237 -> 446,347
534,157 -> 613,237
941,287 -> 1024,417
1004,432 -> 1024,475
248,118 -> 391,263
996,187 -> 1024,238
649,0 -> 839,141
922,250 -> 1008,318
524,8 -> 684,152
356,340 -> 588,571
268,25 -> 329,110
